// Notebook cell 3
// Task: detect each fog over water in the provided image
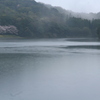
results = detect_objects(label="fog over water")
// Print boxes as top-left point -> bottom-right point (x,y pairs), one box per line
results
0,38 -> 100,100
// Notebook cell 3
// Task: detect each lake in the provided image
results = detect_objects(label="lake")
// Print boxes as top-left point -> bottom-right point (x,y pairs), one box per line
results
0,38 -> 100,100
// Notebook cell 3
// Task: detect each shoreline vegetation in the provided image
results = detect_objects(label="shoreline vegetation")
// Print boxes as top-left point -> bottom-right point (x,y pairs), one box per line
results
0,0 -> 100,38
0,35 -> 22,39
0,35 -> 98,40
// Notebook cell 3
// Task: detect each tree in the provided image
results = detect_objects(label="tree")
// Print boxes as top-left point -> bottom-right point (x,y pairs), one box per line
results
0,25 -> 18,35
97,26 -> 100,38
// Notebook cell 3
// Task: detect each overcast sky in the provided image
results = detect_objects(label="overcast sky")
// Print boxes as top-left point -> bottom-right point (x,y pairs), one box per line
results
36,0 -> 100,13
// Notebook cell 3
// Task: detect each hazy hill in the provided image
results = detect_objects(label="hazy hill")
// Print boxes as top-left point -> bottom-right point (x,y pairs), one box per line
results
44,3 -> 100,20
56,7 -> 100,20
0,0 -> 100,38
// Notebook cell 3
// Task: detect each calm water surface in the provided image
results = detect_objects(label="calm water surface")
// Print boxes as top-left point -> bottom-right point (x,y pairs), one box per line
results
0,38 -> 100,100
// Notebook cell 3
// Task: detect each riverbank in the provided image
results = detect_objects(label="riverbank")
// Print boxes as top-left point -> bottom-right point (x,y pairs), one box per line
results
0,35 -> 22,38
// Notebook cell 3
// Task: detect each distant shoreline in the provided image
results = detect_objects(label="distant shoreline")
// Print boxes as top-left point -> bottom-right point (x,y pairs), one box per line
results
0,35 -> 22,39
0,35 -> 99,41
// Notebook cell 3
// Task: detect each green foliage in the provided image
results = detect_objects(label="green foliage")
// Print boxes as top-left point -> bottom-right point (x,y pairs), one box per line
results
0,0 -> 99,38
97,26 -> 100,38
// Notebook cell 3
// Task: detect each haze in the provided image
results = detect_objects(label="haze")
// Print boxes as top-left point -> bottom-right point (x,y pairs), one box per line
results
36,0 -> 100,13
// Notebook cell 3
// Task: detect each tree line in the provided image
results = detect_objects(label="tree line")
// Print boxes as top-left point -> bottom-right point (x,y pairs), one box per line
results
0,0 -> 100,38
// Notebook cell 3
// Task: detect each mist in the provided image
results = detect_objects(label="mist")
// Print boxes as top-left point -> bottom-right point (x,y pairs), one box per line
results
38,0 -> 100,20
36,0 -> 100,13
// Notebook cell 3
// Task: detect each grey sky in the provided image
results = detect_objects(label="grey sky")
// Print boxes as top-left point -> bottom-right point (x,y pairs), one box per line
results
36,0 -> 100,13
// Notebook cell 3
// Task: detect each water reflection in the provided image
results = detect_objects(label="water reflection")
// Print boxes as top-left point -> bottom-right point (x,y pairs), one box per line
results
0,39 -> 100,100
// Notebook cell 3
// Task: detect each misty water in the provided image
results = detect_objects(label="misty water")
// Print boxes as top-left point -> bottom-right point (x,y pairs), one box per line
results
0,38 -> 100,100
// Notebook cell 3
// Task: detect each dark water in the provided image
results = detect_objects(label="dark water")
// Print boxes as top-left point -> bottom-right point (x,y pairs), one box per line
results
0,38 -> 100,100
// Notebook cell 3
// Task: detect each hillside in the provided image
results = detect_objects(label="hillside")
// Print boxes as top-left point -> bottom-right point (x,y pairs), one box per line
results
54,6 -> 100,20
0,0 -> 100,38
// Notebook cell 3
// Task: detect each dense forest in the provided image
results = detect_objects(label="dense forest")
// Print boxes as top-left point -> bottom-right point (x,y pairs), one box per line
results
0,0 -> 100,38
